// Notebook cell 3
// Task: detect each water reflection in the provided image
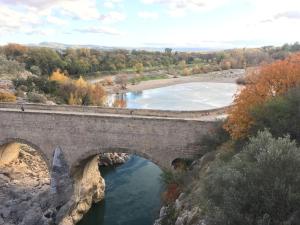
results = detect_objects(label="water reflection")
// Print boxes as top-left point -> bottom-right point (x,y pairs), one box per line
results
108,82 -> 237,111
78,155 -> 163,225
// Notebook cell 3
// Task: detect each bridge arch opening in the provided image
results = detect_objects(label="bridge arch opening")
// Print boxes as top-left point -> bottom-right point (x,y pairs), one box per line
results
71,147 -> 172,175
75,150 -> 165,225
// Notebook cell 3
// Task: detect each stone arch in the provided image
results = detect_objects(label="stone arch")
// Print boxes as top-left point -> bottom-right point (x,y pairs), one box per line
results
70,147 -> 168,175
0,137 -> 50,169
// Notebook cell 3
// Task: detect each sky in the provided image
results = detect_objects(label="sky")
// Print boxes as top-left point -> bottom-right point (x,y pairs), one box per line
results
1,0 -> 300,49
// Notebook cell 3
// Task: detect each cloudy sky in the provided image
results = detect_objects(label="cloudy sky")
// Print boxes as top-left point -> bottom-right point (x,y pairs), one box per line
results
1,0 -> 300,48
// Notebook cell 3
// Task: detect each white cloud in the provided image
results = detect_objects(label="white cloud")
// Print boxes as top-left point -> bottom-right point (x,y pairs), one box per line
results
0,0 -> 126,39
138,11 -> 159,19
141,0 -> 229,17
103,0 -> 123,9
47,16 -> 68,26
100,11 -> 126,24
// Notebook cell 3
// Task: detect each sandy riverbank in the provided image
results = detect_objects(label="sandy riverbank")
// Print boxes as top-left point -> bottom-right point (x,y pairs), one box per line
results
106,69 -> 245,94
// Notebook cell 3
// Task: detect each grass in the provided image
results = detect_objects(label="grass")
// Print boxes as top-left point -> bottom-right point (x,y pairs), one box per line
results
129,74 -> 169,84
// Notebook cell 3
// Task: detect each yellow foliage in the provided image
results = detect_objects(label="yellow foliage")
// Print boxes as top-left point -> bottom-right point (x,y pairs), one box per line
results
49,70 -> 69,83
68,92 -> 78,105
74,76 -> 88,88
0,92 -> 16,102
182,68 -> 191,76
224,53 -> 300,139
88,84 -> 106,106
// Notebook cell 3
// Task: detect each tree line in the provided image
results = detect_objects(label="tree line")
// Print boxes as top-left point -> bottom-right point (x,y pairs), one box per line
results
1,42 -> 300,78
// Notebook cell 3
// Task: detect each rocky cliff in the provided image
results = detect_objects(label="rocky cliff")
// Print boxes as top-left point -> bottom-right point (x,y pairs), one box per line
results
0,145 -> 52,225
58,155 -> 105,225
0,145 -> 106,225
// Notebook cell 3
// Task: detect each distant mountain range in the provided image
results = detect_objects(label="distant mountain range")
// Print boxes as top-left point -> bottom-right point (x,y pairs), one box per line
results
27,42 -> 218,52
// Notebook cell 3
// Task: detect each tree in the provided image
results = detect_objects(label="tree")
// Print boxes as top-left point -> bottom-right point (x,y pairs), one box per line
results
115,74 -> 128,90
4,43 -> 28,60
164,48 -> 172,56
224,53 -> 300,139
49,70 -> 69,83
74,76 -> 88,88
26,48 -> 65,75
134,62 -> 144,74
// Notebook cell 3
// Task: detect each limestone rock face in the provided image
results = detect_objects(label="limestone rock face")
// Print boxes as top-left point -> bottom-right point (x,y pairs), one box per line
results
153,152 -> 216,225
0,145 -> 52,225
0,143 -> 20,166
0,145 -> 105,225
58,155 -> 105,225
99,152 -> 129,166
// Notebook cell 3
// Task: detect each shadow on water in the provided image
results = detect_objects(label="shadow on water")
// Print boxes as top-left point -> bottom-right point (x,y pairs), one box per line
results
77,155 -> 164,225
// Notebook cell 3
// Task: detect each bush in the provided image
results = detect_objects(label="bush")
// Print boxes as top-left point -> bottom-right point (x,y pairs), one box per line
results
200,121 -> 230,155
203,130 -> 300,225
0,91 -> 16,102
235,77 -> 247,85
27,92 -> 47,103
13,77 -> 59,95
251,86 -> 300,143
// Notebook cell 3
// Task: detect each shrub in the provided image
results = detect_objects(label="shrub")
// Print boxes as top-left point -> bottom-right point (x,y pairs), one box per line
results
0,91 -> 16,102
235,77 -> 247,85
200,121 -> 230,155
102,76 -> 114,86
13,77 -> 59,95
203,130 -> 300,225
27,92 -> 47,103
15,89 -> 25,97
251,86 -> 300,143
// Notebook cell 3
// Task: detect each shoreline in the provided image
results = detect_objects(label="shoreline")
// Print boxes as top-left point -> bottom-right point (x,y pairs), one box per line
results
108,69 -> 245,94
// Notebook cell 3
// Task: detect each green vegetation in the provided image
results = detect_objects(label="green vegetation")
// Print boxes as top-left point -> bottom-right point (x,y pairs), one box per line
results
0,54 -> 26,79
13,71 -> 106,105
203,130 -> 300,225
129,74 -> 168,84
1,42 -> 300,80
159,58 -> 300,224
251,87 -> 300,143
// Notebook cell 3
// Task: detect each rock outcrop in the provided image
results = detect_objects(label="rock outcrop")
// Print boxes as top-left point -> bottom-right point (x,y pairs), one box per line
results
0,145 -> 52,225
99,152 -> 129,166
0,145 -> 106,225
58,155 -> 105,225
0,143 -> 20,166
154,152 -> 216,225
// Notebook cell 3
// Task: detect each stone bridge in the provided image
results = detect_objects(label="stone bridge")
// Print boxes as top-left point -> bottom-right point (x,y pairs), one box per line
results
0,103 -> 226,170
0,103 -> 227,224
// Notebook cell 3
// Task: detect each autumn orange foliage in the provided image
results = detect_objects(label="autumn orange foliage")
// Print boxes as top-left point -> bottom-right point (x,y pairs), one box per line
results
224,53 -> 300,139
162,183 -> 181,203
0,92 -> 16,102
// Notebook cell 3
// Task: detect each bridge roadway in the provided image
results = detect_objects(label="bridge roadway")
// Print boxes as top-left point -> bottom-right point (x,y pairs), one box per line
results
0,103 -> 227,170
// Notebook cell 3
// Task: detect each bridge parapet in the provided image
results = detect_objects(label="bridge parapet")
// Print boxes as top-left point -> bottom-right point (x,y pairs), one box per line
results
0,103 -> 228,118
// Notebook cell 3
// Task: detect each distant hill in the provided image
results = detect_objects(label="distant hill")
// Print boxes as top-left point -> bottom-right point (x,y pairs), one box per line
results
27,42 -> 217,52
29,42 -> 116,51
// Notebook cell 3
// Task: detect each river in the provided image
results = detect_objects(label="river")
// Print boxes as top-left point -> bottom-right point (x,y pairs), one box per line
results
78,155 -> 164,225
107,82 -> 238,110
78,82 -> 237,225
